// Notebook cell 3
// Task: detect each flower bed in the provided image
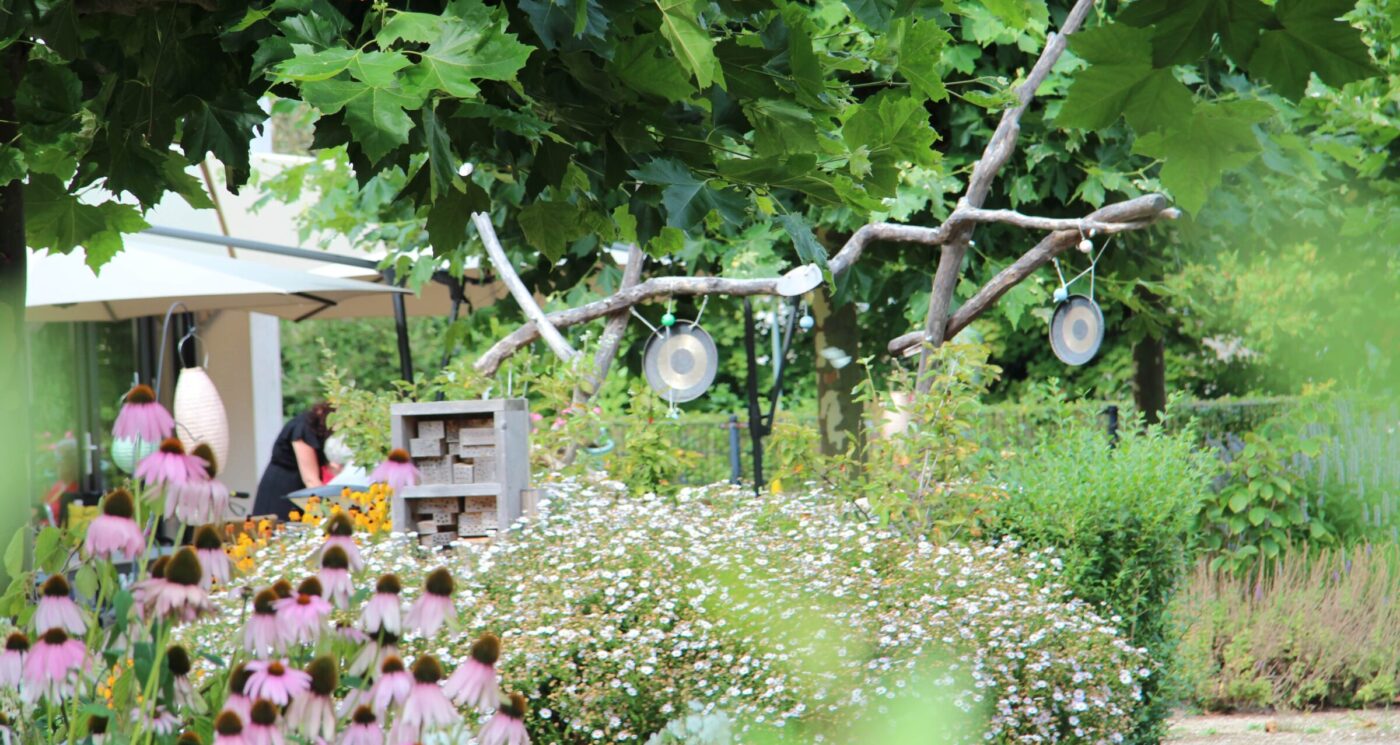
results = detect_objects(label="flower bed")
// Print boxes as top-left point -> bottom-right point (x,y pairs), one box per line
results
187,477 -> 1149,743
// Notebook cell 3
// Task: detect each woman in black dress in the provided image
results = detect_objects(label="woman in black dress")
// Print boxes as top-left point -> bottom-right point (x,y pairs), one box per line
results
253,402 -> 335,519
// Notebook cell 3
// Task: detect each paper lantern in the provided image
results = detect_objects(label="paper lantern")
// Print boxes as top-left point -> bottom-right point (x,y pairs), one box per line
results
174,367 -> 230,475
111,436 -> 158,474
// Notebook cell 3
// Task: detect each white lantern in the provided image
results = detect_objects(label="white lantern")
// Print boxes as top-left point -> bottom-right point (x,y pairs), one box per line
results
173,367 -> 230,475
111,437 -> 159,474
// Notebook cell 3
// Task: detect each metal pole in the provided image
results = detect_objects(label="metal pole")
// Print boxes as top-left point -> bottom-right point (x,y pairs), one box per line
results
743,299 -> 764,492
728,415 -> 741,485
384,268 -> 414,383
1104,404 -> 1120,448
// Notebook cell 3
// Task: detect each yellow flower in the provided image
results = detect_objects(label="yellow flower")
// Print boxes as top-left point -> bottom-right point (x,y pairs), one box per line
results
289,510 -> 301,521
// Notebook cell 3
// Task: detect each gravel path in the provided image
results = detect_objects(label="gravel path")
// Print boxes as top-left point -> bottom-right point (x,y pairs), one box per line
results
1169,710 -> 1400,744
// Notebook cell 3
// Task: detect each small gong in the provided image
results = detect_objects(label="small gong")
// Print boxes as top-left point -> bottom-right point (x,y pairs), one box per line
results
643,323 -> 719,402
1049,294 -> 1104,366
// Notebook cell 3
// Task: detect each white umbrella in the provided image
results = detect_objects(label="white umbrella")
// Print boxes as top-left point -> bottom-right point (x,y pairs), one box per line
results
26,243 -> 409,322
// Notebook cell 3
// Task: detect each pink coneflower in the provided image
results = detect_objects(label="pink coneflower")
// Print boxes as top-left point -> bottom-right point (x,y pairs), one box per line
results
113,384 -> 174,444
368,655 -> 413,713
167,645 -> 198,710
243,589 -> 282,656
359,575 -> 402,636
35,575 -> 85,635
444,633 -> 501,712
349,633 -> 399,678
478,692 -> 531,745
369,449 -> 419,493
397,656 -> 459,737
194,525 -> 231,589
224,663 -> 254,724
212,711 -> 250,745
341,706 -> 383,745
286,656 -> 337,741
404,568 -> 455,638
274,577 -> 332,646
22,628 -> 87,702
166,444 -> 229,525
84,489 -> 145,560
0,633 -> 27,687
246,699 -> 285,745
320,513 -> 363,572
244,659 -> 310,707
147,548 -> 213,623
318,546 -> 353,609
132,706 -> 180,736
131,555 -> 169,617
136,437 -> 210,490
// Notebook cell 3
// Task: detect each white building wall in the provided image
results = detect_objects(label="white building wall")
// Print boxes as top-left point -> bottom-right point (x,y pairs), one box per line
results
200,310 -> 283,496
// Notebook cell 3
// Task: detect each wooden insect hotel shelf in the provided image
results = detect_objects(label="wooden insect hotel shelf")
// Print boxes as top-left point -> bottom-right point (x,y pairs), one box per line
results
389,399 -> 531,548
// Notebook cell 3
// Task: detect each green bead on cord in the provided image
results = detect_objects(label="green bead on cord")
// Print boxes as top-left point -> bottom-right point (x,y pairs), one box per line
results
661,312 -> 676,327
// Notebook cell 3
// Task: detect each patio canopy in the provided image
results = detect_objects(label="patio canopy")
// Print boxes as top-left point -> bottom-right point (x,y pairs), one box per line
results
26,243 -> 409,323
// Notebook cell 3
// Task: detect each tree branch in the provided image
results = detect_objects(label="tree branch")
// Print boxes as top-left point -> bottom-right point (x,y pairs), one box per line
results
577,244 -> 644,400
886,194 -> 1179,356
472,212 -> 578,363
913,0 -> 1098,389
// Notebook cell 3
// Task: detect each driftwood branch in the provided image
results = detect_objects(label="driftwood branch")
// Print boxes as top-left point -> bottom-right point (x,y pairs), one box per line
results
472,212 -> 578,363
887,195 -> 1180,356
578,244 -> 645,400
913,0 -> 1097,390
473,194 -> 1177,376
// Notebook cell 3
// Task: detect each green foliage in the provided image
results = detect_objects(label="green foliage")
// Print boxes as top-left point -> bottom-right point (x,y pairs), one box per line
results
1198,414 -> 1327,574
1176,545 -> 1400,711
600,386 -> 702,497
985,409 -> 1216,744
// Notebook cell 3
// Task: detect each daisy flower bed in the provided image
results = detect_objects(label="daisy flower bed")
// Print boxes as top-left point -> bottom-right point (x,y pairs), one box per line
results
184,476 -> 1149,744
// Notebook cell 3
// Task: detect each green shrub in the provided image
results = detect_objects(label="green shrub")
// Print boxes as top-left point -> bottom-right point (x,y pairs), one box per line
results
985,413 -> 1216,744
1176,544 -> 1400,711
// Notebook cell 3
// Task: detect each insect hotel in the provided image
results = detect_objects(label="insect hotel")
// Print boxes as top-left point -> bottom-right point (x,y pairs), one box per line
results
388,399 -> 531,547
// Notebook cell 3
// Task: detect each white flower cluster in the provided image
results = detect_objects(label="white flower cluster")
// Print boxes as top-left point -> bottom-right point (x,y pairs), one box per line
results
185,477 -> 1147,743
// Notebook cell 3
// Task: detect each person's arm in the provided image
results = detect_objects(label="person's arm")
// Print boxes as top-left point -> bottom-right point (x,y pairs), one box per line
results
292,440 -> 324,488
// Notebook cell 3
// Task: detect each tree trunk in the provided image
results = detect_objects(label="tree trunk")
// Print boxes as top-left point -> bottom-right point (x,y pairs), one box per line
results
1133,334 -> 1166,425
0,47 -> 30,588
811,289 -> 863,457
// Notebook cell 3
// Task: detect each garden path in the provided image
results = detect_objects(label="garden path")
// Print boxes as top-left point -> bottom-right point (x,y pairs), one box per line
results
1169,710 -> 1400,744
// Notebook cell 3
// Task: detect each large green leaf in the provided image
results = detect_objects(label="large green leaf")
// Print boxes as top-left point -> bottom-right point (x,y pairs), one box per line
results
1057,24 -> 1193,132
629,158 -> 748,230
655,0 -> 724,90
422,105 -> 462,201
25,174 -> 148,267
896,18 -> 952,103
841,91 -> 937,194
180,95 -> 264,189
379,4 -> 532,98
1132,100 -> 1273,214
1117,0 -> 1229,67
610,36 -> 696,102
517,200 -> 590,262
301,79 -> 427,163
776,213 -> 829,274
1247,0 -> 1378,100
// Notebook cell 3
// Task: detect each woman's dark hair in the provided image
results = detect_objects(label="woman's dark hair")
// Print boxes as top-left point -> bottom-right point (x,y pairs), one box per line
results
308,401 -> 335,440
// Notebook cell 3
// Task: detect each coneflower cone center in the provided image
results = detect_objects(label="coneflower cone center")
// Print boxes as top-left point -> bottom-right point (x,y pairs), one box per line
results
41,574 -> 71,597
351,706 -> 376,726
158,437 -> 186,455
191,443 -> 218,477
424,568 -> 454,597
194,525 -> 223,550
253,590 -> 278,615
387,448 -> 410,464
166,548 -> 203,586
327,513 -> 354,537
250,699 -> 278,726
5,633 -> 28,652
296,577 -> 323,597
215,712 -> 243,735
471,634 -> 501,666
125,384 -> 156,405
103,489 -> 135,519
166,646 -> 192,676
375,574 -> 402,595
271,580 -> 292,598
411,655 -> 443,684
40,628 -> 68,645
501,692 -> 528,719
321,545 -> 349,571
307,656 -> 338,695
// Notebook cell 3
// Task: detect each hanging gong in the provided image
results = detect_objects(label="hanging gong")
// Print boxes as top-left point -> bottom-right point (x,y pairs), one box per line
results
644,323 -> 719,403
1049,294 -> 1104,366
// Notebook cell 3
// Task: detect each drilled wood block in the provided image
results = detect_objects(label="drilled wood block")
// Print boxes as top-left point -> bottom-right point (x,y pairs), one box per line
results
415,519 -> 438,534
409,437 -> 444,458
458,444 -> 494,459
473,456 -> 497,483
417,455 -> 453,484
457,428 -> 495,446
412,497 -> 460,514
419,531 -> 455,548
452,463 -> 474,484
416,420 -> 445,440
430,510 -> 456,526
463,496 -> 495,511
